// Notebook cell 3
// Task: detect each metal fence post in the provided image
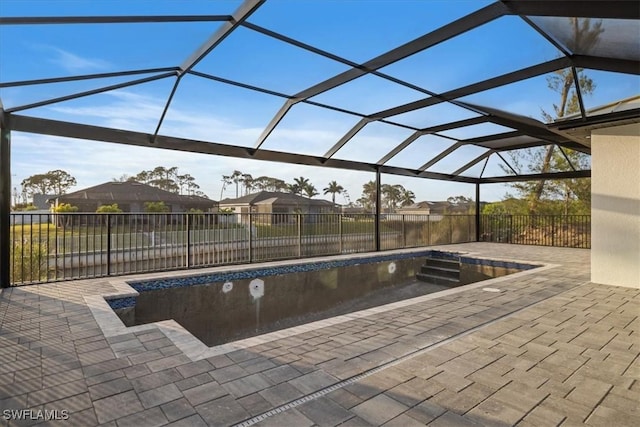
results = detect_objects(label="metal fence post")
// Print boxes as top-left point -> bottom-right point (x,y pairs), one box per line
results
0,126 -> 10,288
475,183 -> 481,242
186,213 -> 191,268
297,213 -> 302,258
509,215 -> 513,244
338,213 -> 343,254
375,168 -> 381,252
402,214 -> 406,248
248,212 -> 253,263
106,214 -> 111,276
552,215 -> 556,247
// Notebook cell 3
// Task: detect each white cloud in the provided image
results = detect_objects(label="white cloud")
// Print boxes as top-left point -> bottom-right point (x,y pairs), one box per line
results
50,90 -> 163,130
43,46 -> 111,73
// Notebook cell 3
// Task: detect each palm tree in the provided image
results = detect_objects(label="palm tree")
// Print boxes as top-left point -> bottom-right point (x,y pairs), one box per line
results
293,177 -> 310,188
323,181 -> 344,204
290,177 -> 311,197
382,184 -> 402,213
303,184 -> 319,198
400,188 -> 416,207
288,183 -> 302,195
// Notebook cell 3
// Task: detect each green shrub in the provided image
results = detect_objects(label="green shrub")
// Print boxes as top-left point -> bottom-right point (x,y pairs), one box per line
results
12,203 -> 38,211
96,203 -> 122,213
10,241 -> 48,284
53,203 -> 78,213
144,201 -> 169,213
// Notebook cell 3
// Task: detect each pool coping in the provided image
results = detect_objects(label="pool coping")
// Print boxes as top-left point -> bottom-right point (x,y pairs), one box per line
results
84,247 -> 559,361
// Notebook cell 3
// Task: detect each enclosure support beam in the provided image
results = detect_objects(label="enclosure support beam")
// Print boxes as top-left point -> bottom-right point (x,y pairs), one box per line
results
475,183 -> 481,242
375,168 -> 381,252
178,0 -> 265,75
0,113 -> 11,288
9,114 -> 484,184
480,170 -> 590,183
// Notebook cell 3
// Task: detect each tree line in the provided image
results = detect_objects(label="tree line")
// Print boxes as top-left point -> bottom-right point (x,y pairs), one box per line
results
220,170 -> 350,204
14,166 -> 210,210
19,169 -> 76,199
219,170 -> 423,212
356,181 -> 416,213
115,166 -> 207,198
16,166 -> 443,213
18,166 -> 207,199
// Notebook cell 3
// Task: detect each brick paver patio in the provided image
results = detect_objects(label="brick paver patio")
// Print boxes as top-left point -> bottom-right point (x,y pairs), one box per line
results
0,243 -> 638,426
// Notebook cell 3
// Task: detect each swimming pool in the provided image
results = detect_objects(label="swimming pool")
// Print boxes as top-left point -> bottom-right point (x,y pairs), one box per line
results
108,250 -> 537,346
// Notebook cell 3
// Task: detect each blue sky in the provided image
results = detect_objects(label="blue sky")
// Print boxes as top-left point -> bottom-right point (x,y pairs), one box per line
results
1,0 -> 637,204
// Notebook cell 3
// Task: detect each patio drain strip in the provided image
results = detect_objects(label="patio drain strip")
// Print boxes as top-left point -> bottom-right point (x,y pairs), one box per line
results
233,281 -> 586,427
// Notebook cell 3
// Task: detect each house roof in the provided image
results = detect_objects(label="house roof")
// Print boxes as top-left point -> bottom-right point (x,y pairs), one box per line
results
397,200 -> 481,213
398,201 -> 449,210
220,191 -> 334,206
52,181 -> 216,207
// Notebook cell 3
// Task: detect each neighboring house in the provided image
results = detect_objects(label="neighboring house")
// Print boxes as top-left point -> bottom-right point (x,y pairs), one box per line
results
10,194 -> 53,224
396,201 -> 483,218
33,194 -> 56,210
48,181 -> 217,213
396,201 -> 451,217
341,206 -> 368,216
219,191 -> 337,224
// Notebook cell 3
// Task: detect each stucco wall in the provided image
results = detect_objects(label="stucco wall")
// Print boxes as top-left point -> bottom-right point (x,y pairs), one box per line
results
591,123 -> 640,288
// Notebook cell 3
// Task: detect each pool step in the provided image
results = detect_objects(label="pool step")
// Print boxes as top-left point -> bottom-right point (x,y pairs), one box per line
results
420,264 -> 459,279
415,273 -> 460,286
416,256 -> 460,287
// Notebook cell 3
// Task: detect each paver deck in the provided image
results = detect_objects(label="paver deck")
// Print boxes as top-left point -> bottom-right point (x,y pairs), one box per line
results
0,243 -> 638,426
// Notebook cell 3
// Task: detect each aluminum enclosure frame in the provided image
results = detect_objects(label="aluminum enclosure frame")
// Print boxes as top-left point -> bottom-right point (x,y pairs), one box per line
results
1,0 -> 638,287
